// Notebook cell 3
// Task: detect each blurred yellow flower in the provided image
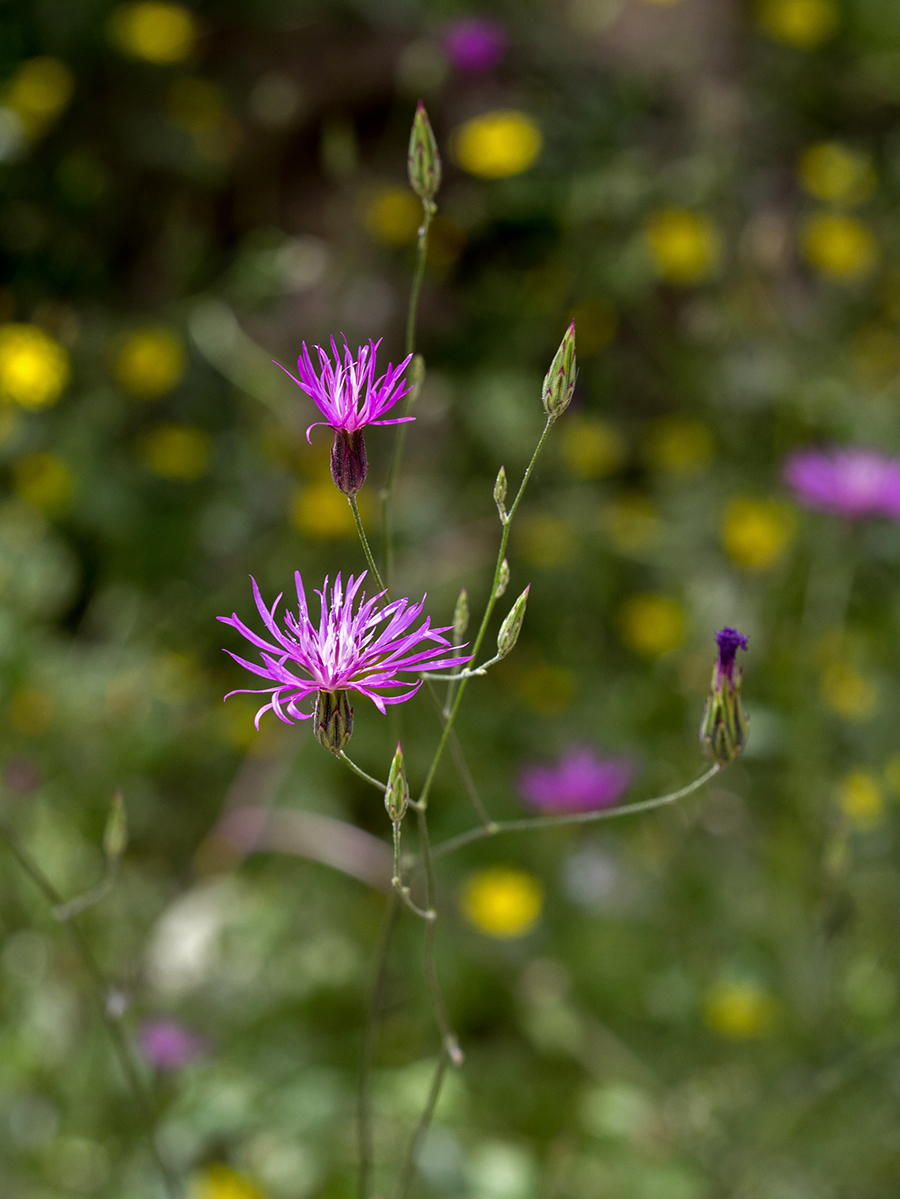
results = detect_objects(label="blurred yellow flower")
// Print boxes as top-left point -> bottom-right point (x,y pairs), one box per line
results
757,0 -> 838,48
704,980 -> 777,1038
3,57 -> 74,137
454,110 -> 542,180
139,424 -> 211,480
801,213 -> 878,280
798,142 -> 876,207
604,495 -> 662,555
114,326 -> 186,398
461,867 -> 543,939
290,483 -> 360,539
567,299 -> 617,356
516,513 -> 577,569
644,417 -> 714,477
820,663 -> 878,721
109,2 -> 197,64
0,324 -> 69,408
515,664 -> 575,717
365,187 -> 421,246
191,1165 -> 267,1199
721,498 -> 796,571
10,687 -> 55,736
837,771 -> 883,831
619,594 -> 685,657
644,209 -> 719,285
12,453 -> 74,512
560,416 -> 626,479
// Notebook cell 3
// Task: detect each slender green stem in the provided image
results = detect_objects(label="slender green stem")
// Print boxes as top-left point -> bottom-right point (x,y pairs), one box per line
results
428,765 -> 721,861
338,751 -> 387,793
0,819 -> 182,1199
417,805 -> 463,1065
349,496 -> 386,593
406,203 -> 434,358
395,1048 -> 449,1199
357,893 -> 399,1199
392,820 -> 434,920
424,680 -> 493,829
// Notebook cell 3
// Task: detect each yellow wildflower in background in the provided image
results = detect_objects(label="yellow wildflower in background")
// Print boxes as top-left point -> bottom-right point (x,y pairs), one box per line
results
114,326 -> 186,398
139,424 -> 211,480
3,58 -> 75,137
704,980 -> 777,1038
644,417 -> 714,477
801,213 -> 878,280
567,299 -> 617,355
454,110 -> 542,179
619,594 -> 685,658
757,0 -> 838,48
604,494 -> 662,555
290,482 -> 358,539
12,453 -> 74,512
365,187 -> 421,246
798,142 -> 876,207
0,324 -> 69,408
644,209 -> 719,285
560,416 -> 626,479
721,499 -> 796,571
515,664 -> 575,717
191,1164 -> 267,1199
837,772 -> 883,831
461,867 -> 544,938
820,663 -> 878,721
10,687 -> 55,736
109,2 -> 197,64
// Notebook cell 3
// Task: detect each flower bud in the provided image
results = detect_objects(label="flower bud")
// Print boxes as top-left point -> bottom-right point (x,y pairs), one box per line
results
453,588 -> 469,644
700,627 -> 749,766
103,790 -> 127,861
495,558 -> 510,598
542,321 -> 577,419
408,101 -> 441,204
493,465 -> 507,517
331,429 -> 368,496
385,743 -> 409,823
314,689 -> 354,755
497,585 -> 530,658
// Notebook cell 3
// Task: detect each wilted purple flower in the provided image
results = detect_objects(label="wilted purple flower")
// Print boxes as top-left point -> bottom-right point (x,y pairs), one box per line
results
219,571 -> 471,731
444,18 -> 507,73
519,747 -> 635,813
701,627 -> 749,766
783,447 -> 900,521
715,627 -> 748,685
138,1020 -> 208,1070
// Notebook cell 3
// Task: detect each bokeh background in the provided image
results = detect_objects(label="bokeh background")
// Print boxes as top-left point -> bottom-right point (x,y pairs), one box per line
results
2,0 -> 900,1195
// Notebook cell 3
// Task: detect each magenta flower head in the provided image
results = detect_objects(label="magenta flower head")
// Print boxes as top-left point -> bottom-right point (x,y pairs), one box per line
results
701,627 -> 749,766
443,18 -> 507,73
276,338 -> 413,496
138,1020 -> 208,1071
219,571 -> 471,754
519,747 -> 635,814
783,447 -> 900,521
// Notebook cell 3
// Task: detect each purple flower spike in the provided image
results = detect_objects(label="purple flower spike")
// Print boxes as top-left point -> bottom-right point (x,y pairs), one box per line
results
138,1020 -> 208,1071
443,18 -> 507,73
276,338 -> 414,443
219,571 -> 471,728
715,627 -> 748,684
783,447 -> 900,522
519,747 -> 635,814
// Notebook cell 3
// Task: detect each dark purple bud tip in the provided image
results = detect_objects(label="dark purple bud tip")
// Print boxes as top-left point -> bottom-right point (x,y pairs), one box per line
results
331,429 -> 368,496
715,627 -> 748,681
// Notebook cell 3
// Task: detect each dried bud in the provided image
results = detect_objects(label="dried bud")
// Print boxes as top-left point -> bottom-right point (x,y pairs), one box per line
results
103,790 -> 127,861
493,465 -> 507,516
385,743 -> 409,823
408,101 -> 441,203
495,558 -> 510,598
331,429 -> 368,496
542,321 -> 577,419
497,585 -> 530,658
314,689 -> 354,755
453,588 -> 469,644
700,628 -> 749,766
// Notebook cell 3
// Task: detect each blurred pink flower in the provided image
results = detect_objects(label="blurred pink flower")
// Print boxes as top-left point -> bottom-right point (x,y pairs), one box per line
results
519,747 -> 635,813
443,18 -> 507,73
138,1020 -> 208,1070
783,447 -> 900,521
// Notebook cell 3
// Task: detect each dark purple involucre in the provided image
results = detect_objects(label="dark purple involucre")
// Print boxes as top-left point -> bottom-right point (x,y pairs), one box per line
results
715,627 -> 748,682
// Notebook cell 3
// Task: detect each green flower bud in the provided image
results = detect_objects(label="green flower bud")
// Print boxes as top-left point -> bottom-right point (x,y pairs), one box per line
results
493,465 -> 507,517
497,585 -> 530,658
495,558 -> 510,598
408,101 -> 441,204
453,588 -> 469,644
314,689 -> 354,755
385,743 -> 409,823
103,790 -> 127,861
542,321 -> 577,419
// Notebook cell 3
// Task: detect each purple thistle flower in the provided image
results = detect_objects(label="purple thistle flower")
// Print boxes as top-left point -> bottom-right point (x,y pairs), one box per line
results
137,1020 -> 208,1070
443,18 -> 507,73
219,571 -> 471,730
519,747 -> 635,814
715,627 -> 748,685
783,447 -> 900,522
